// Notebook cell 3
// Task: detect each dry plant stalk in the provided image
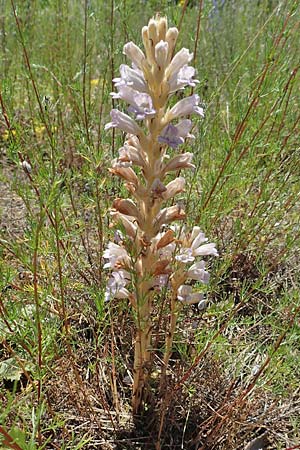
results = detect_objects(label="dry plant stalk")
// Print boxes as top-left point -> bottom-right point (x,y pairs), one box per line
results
104,15 -> 218,415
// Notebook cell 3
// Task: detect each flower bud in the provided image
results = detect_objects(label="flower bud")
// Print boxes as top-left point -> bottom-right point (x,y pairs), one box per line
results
110,211 -> 138,239
113,198 -> 142,223
162,177 -> 185,200
123,42 -> 146,69
155,40 -> 169,71
154,205 -> 186,230
165,27 -> 179,60
157,16 -> 168,41
162,153 -> 195,174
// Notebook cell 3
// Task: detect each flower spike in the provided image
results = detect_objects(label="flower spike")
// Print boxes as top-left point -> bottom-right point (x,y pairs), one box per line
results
103,15 -> 217,415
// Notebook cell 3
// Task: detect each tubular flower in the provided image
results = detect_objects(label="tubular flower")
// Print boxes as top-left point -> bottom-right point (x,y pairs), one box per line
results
175,227 -> 218,263
167,94 -> 204,121
113,64 -> 148,92
177,285 -> 204,305
158,119 -> 193,149
105,109 -> 143,136
105,270 -> 131,302
103,242 -> 130,269
112,85 -> 156,120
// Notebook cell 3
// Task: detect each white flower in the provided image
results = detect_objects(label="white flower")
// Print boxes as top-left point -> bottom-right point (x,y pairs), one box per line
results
103,242 -> 130,269
193,242 -> 218,257
168,65 -> 199,92
176,227 -> 218,263
177,285 -> 203,305
105,270 -> 131,301
175,248 -> 194,264
105,109 -> 143,135
21,161 -> 32,172
112,85 -> 155,120
113,64 -> 148,92
187,261 -> 210,284
166,48 -> 193,78
167,94 -> 204,120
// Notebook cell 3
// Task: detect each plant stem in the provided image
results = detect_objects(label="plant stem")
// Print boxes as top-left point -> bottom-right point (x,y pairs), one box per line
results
160,293 -> 178,390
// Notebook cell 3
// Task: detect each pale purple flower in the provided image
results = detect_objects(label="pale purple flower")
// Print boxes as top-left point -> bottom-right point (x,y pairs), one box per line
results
112,85 -> 155,120
177,285 -> 204,305
118,144 -> 146,168
127,95 -> 155,120
105,109 -> 142,135
187,261 -> 210,284
159,241 -> 176,260
175,248 -> 194,264
166,48 -> 193,78
114,230 -> 124,244
153,274 -> 170,291
168,94 -> 204,120
150,178 -> 167,198
105,270 -> 131,301
169,65 -> 199,92
103,242 -> 130,269
162,152 -> 195,174
113,64 -> 148,93
176,228 -> 218,263
123,42 -> 146,69
176,119 -> 194,138
158,119 -> 193,148
158,124 -> 184,148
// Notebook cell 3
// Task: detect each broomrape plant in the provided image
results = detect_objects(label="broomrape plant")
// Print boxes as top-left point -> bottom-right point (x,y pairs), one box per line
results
104,15 -> 218,414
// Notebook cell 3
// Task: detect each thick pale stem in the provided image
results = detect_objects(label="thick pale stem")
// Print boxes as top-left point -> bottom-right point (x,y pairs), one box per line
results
160,293 -> 179,391
130,84 -> 169,412
132,307 -> 152,414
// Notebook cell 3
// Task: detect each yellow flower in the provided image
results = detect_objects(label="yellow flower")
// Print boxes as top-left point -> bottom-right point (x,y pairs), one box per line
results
34,125 -> 46,136
90,78 -> 100,87
2,129 -> 16,141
